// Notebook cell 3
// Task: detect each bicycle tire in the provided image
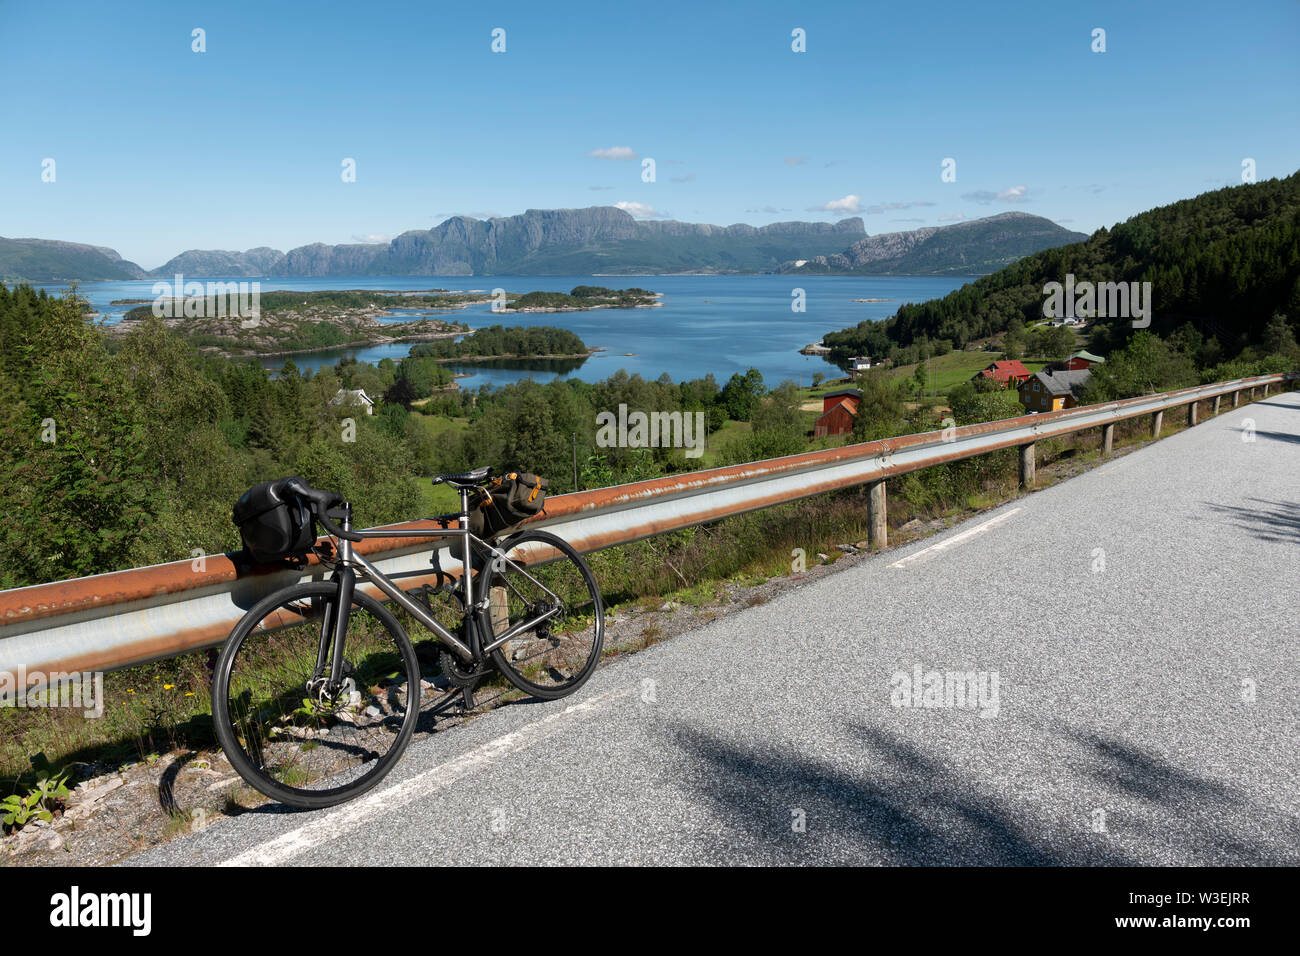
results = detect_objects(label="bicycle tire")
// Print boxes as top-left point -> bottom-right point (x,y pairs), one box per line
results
211,580 -> 422,809
483,530 -> 604,700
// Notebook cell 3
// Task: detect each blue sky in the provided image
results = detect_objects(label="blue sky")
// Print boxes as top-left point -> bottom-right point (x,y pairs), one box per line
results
2,0 -> 1297,269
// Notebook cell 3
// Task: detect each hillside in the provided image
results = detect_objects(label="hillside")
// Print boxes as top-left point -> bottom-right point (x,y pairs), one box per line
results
823,173 -> 1300,363
778,213 -> 1087,276
0,237 -> 148,282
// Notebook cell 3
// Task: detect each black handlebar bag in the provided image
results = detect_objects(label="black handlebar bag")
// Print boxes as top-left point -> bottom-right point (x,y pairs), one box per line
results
233,477 -> 316,563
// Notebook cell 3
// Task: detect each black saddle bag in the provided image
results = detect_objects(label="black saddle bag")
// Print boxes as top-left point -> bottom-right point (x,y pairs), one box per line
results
450,472 -> 548,564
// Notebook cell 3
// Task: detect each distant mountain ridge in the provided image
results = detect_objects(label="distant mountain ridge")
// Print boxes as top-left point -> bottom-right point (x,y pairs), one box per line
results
777,212 -> 1088,276
0,237 -> 148,282
152,207 -> 869,277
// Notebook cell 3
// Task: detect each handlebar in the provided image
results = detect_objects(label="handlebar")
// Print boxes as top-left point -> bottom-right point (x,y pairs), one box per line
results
283,478 -> 363,542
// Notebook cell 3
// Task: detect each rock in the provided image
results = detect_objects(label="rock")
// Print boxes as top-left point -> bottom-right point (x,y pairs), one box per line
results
900,519 -> 923,532
364,705 -> 382,718
70,775 -> 125,806
659,601 -> 680,612
63,802 -> 99,822
853,540 -> 870,550
816,553 -> 829,562
836,543 -> 857,553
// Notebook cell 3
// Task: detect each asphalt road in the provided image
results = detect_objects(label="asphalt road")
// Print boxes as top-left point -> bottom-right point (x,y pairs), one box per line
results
129,390 -> 1300,866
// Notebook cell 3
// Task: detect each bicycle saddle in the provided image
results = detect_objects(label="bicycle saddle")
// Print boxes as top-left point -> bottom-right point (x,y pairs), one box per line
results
431,466 -> 493,487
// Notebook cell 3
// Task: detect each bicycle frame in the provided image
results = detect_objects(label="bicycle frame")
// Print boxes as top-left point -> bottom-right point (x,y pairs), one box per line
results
321,486 -> 562,676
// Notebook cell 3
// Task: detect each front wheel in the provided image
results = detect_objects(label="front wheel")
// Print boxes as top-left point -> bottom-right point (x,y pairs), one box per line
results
482,530 -> 604,700
211,581 -> 422,809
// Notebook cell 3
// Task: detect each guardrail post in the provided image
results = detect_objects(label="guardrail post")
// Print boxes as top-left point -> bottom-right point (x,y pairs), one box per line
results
1187,401 -> 1198,427
490,586 -> 509,634
1151,410 -> 1163,437
1232,390 -> 1240,408
1019,442 -> 1036,489
1212,395 -> 1221,416
1102,423 -> 1114,455
868,479 -> 887,550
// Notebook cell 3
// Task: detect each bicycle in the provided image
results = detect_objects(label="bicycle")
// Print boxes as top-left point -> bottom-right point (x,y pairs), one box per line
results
211,468 -> 604,808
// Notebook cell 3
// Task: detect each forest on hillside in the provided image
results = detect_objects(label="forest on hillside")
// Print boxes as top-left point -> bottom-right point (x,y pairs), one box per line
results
824,173 -> 1300,366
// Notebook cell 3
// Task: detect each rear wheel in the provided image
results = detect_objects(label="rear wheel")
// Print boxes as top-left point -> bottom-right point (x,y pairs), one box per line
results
483,530 -> 604,700
211,581 -> 421,809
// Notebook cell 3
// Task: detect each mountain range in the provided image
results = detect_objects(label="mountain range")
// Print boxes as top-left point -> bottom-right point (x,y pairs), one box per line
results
1,207 -> 1085,282
777,212 -> 1087,276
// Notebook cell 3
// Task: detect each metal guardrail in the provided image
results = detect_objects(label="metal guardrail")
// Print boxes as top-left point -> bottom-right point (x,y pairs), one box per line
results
0,372 -> 1289,680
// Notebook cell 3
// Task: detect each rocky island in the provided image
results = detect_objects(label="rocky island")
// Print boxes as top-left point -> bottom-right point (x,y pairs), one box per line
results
109,286 -> 657,358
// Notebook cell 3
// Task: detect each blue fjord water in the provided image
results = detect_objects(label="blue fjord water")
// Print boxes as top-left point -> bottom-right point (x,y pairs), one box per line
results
42,274 -> 972,388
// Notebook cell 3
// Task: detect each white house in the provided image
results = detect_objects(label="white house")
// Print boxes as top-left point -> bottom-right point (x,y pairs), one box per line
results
330,388 -> 375,415
849,356 -> 873,372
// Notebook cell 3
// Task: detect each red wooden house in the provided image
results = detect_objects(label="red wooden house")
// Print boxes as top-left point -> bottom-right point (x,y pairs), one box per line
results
973,360 -> 1031,387
813,388 -> 860,437
1063,350 -> 1105,371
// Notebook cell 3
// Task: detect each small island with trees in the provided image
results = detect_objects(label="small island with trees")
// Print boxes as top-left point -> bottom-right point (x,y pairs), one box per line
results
109,286 -> 657,358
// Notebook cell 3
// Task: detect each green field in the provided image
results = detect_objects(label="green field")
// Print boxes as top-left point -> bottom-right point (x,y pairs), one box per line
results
881,349 -> 1061,395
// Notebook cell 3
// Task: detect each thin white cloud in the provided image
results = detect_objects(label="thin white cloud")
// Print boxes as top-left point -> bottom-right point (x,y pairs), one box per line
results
864,200 -> 937,214
587,146 -> 638,161
615,200 -> 669,219
809,194 -> 862,214
962,185 -> 1032,205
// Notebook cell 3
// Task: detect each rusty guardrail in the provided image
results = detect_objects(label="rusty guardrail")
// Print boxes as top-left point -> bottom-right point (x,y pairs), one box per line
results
0,372 -> 1288,680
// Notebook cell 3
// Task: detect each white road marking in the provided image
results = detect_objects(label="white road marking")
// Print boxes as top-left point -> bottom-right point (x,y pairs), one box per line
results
888,507 -> 1022,569
220,684 -> 634,866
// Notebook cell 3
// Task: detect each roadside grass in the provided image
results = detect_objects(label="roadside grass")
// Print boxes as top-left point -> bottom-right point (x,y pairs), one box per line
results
0,391 -> 1237,797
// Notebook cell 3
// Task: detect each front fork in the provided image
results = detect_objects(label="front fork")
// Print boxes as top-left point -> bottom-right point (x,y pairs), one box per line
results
315,505 -> 357,691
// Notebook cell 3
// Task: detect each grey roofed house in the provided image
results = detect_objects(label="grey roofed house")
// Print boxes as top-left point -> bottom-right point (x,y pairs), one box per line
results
1023,367 -> 1092,401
